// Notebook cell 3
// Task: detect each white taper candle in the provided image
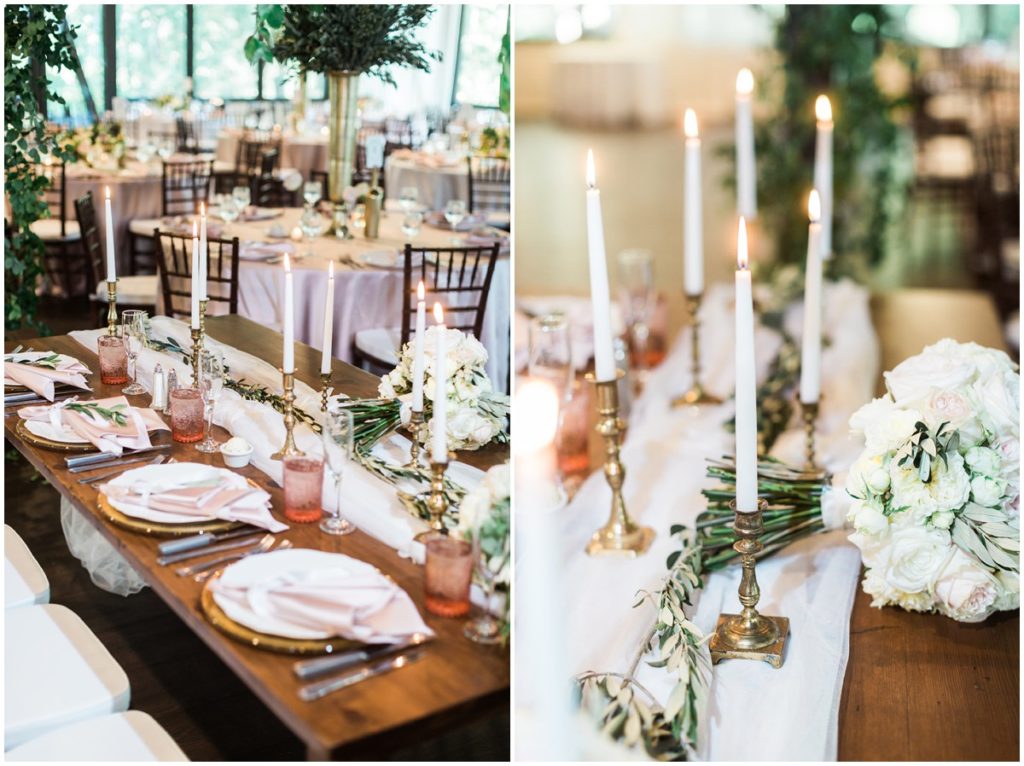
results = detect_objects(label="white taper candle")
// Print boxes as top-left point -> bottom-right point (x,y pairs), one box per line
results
283,254 -> 295,373
411,281 -> 427,412
584,149 -> 616,382
734,217 -> 758,512
800,191 -> 824,404
814,95 -> 834,260
735,68 -> 757,220
320,260 -> 335,375
431,303 -> 447,462
104,186 -> 116,282
683,108 -> 703,296
190,221 -> 199,330
198,202 -> 208,300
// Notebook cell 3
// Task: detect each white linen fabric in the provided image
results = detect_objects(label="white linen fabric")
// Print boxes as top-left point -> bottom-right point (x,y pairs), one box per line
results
61,498 -> 148,597
385,153 -> 469,212
532,279 -> 878,761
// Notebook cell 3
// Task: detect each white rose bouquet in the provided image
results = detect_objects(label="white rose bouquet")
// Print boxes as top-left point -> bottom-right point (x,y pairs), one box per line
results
846,339 -> 1020,622
379,326 -> 509,452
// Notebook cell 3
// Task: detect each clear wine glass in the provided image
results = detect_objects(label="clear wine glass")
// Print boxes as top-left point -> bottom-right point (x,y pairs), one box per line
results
196,348 -> 224,453
463,504 -> 507,644
218,194 -> 240,225
321,402 -> 356,536
120,309 -> 148,396
401,211 -> 424,240
444,199 -> 467,238
299,206 -> 324,259
232,185 -> 251,219
617,249 -> 656,385
303,180 -> 323,208
399,186 -> 419,212
528,313 -> 573,404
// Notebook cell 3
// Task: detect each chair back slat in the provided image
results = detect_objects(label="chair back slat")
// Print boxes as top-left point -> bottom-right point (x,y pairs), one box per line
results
155,229 -> 241,320
73,191 -> 102,296
467,156 -> 511,215
162,159 -> 213,217
35,161 -> 68,236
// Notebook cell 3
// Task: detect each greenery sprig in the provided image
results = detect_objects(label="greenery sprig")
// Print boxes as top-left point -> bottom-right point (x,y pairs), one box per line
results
6,352 -> 61,369
66,401 -> 128,426
951,504 -> 1020,574
894,421 -> 959,482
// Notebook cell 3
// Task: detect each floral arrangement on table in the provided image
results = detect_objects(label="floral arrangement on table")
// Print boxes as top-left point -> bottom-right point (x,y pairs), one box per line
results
845,339 -> 1020,623
152,92 -> 190,113
476,127 -> 510,159
456,462 -> 511,641
64,119 -> 126,171
379,325 -> 510,452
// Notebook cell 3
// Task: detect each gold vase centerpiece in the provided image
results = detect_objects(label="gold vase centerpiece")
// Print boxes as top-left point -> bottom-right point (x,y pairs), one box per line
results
326,71 -> 360,204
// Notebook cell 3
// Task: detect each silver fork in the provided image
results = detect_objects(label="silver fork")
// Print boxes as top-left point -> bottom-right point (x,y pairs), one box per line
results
175,534 -> 275,577
192,539 -> 293,583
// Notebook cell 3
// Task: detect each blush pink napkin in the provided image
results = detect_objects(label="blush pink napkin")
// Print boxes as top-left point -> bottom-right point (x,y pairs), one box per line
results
5,356 -> 91,401
19,395 -> 168,454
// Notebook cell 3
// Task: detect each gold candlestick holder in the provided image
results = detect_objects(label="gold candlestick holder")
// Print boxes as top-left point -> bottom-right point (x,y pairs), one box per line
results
672,293 -> 721,407
801,399 -> 820,471
199,299 -> 208,338
414,459 -> 448,542
271,371 -> 306,460
405,408 -> 425,468
320,372 -> 331,412
190,326 -> 202,387
106,280 -> 118,335
585,371 -> 655,557
709,499 -> 789,669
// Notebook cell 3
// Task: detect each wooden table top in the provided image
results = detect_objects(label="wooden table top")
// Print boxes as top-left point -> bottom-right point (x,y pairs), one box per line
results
838,289 -> 1019,761
3,315 -> 509,760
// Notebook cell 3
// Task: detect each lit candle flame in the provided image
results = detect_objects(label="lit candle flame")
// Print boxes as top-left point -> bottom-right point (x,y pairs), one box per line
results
736,68 -> 754,96
200,201 -> 205,217
513,379 -> 560,454
433,302 -> 444,324
585,149 -> 596,190
328,259 -> 334,278
192,220 -> 197,237
808,189 -> 821,223
417,280 -> 425,301
815,95 -> 832,123
284,253 -> 291,272
105,186 -> 111,200
737,217 -> 749,270
684,108 -> 699,139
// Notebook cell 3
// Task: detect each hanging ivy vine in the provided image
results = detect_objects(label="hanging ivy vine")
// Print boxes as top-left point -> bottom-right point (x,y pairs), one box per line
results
4,4 -> 80,331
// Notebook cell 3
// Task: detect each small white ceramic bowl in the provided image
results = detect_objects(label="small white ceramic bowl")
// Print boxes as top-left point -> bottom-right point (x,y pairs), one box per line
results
220,443 -> 254,469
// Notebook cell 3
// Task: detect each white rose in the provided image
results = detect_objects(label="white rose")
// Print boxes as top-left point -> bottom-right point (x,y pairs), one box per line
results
846,453 -> 884,498
851,499 -> 889,535
484,463 -> 511,501
868,468 -> 891,494
924,390 -> 984,447
932,548 -> 999,622
970,475 -> 1007,507
946,340 -> 1017,379
449,408 -> 497,448
378,375 -> 397,399
890,451 -> 971,518
879,524 -> 952,594
993,570 -> 1020,612
884,346 -> 976,407
930,510 -> 954,529
849,396 -> 897,437
971,370 -> 1020,441
965,446 -> 1001,477
864,408 -> 924,456
861,566 -> 934,612
457,486 -> 489,538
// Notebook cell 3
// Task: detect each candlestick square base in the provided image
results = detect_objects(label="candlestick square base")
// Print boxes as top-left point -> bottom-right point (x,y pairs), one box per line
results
671,386 -> 723,408
709,613 -> 789,669
585,524 -> 655,558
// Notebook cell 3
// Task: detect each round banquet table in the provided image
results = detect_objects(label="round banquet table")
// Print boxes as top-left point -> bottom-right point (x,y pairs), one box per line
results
215,129 -> 328,180
384,151 -> 469,212
142,203 -> 509,390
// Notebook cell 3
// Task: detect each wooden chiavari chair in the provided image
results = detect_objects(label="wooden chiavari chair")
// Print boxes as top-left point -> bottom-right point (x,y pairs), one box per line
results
154,229 -> 241,320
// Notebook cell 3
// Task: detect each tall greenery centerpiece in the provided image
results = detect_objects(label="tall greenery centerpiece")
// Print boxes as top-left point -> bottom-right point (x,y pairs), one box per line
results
722,6 -> 913,280
4,5 -> 79,331
245,4 -> 440,202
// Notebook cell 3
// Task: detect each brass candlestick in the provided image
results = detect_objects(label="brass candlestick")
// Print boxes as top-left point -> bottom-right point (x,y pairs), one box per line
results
709,499 -> 789,669
801,399 -> 820,470
585,371 -> 655,557
671,293 -> 721,407
270,371 -> 306,460
405,408 -> 425,468
414,459 -> 448,542
199,299 -> 208,338
190,326 -> 202,387
320,372 -> 331,412
106,280 -> 118,335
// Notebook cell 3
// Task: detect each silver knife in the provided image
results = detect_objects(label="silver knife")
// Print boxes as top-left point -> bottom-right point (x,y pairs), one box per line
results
156,533 -> 264,566
292,634 -> 431,680
66,444 -> 171,468
298,650 -> 424,702
69,452 -> 167,475
157,526 -> 262,556
78,455 -> 167,484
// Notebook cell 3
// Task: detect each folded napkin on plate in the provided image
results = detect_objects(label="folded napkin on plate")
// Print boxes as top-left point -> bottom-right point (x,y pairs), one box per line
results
4,352 -> 91,401
239,241 -> 297,261
425,211 -> 485,231
101,468 -> 287,532
18,395 -> 167,455
160,216 -> 225,238
209,549 -> 433,643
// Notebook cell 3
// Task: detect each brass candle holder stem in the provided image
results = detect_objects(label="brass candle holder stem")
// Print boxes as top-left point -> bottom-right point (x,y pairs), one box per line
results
585,371 -> 655,557
671,293 -> 721,408
709,500 -> 789,668
270,371 -> 306,460
414,460 -> 448,542
320,372 -> 331,412
801,399 -> 820,471
190,326 -> 202,388
106,280 -> 118,335
405,408 -> 425,468
199,299 -> 208,338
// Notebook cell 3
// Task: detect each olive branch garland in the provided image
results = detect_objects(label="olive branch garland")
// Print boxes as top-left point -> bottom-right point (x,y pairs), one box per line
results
66,402 -> 129,427
5,352 -> 62,370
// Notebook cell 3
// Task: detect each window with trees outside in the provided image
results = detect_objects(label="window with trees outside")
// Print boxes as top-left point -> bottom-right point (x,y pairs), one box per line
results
454,5 -> 508,108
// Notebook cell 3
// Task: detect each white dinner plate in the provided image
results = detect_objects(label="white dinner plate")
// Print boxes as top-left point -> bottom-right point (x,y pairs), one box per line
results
357,250 -> 401,269
23,419 -> 89,444
104,462 -> 255,525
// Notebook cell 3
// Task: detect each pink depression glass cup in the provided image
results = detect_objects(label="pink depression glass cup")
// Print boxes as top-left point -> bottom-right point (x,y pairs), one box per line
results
97,335 -> 129,385
169,387 -> 204,443
283,456 -> 324,523
424,536 -> 473,617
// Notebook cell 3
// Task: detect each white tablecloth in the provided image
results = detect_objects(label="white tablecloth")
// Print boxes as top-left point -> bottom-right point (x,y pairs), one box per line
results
516,280 -> 880,760
385,152 -> 469,212
215,128 -> 328,180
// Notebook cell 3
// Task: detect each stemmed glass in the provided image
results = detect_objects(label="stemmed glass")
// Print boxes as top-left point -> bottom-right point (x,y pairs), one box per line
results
399,186 -> 419,212
303,180 -> 323,209
463,504 -> 508,644
617,249 -> 656,385
402,211 -> 424,240
120,309 -> 148,396
217,193 -> 240,225
444,199 -> 467,245
321,402 -> 355,536
232,185 -> 251,219
196,348 -> 224,453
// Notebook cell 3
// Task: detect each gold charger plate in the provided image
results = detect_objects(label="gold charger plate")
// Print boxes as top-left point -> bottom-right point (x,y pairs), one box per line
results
200,572 -> 362,656
15,418 -> 94,453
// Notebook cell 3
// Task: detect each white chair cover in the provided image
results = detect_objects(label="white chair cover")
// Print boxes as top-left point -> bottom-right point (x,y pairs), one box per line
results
4,525 -> 50,609
5,711 -> 188,762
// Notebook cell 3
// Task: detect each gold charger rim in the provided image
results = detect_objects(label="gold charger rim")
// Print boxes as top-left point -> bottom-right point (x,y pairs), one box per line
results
200,571 -> 363,656
15,417 -> 95,453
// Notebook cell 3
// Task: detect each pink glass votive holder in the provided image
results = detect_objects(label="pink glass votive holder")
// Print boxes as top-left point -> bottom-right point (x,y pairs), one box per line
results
97,335 -> 129,385
424,536 -> 473,618
283,456 -> 324,523
557,381 -> 592,494
169,387 -> 204,443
